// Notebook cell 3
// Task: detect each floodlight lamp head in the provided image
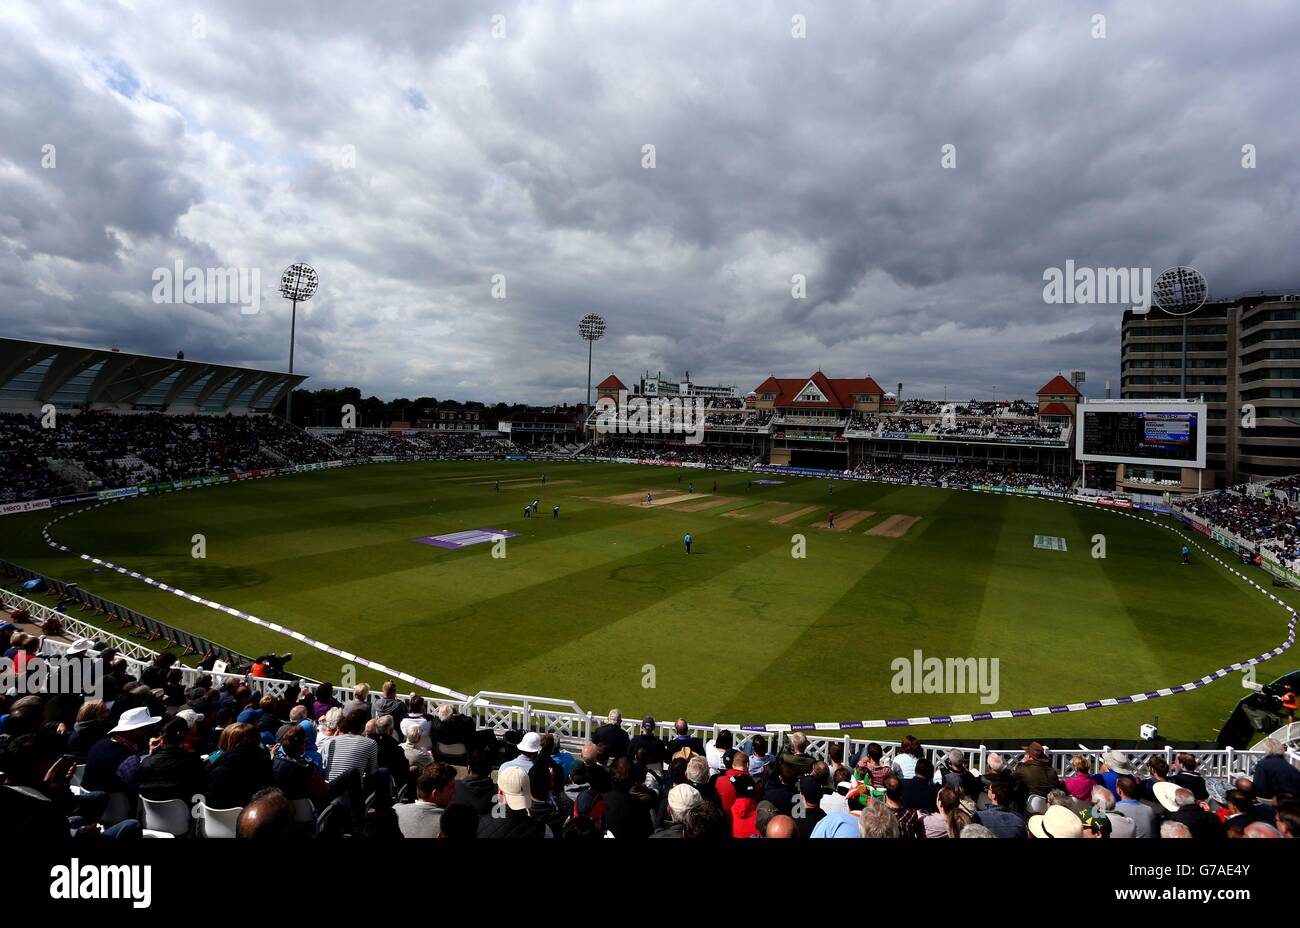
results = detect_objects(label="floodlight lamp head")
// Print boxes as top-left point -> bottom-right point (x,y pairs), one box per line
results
1151,266 -> 1207,317
578,313 -> 606,341
280,263 -> 319,302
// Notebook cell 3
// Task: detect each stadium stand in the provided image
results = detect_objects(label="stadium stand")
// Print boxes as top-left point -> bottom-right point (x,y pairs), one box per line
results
1176,480 -> 1300,572
0,412 -> 338,503
2,606 -> 1296,838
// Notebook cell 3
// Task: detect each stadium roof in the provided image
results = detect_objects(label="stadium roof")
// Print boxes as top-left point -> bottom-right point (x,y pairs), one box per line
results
754,372 -> 884,408
596,373 -> 627,391
1037,374 -> 1081,396
0,337 -> 307,414
1041,402 -> 1074,417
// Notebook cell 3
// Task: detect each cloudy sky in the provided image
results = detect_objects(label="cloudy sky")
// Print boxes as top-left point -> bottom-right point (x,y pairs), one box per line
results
2,1 -> 1297,405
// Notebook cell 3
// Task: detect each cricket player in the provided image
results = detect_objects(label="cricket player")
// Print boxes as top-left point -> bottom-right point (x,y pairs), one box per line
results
495,480 -> 500,492
1181,544 -> 1189,565
552,505 -> 560,519
532,499 -> 540,513
645,492 -> 653,506
684,532 -> 692,554
828,510 -> 835,529
524,505 -> 531,518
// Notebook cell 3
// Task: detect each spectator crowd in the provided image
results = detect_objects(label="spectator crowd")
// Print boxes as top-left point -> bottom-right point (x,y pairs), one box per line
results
2,636 -> 1296,840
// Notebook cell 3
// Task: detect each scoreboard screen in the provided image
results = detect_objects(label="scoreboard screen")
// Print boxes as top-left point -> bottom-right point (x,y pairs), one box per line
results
1076,403 -> 1206,467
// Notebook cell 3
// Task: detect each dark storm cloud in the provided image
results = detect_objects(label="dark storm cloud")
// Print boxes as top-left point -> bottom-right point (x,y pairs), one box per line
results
0,0 -> 1296,403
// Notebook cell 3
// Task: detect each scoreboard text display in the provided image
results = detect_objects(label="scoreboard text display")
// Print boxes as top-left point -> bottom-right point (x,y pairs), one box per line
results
1075,402 -> 1207,468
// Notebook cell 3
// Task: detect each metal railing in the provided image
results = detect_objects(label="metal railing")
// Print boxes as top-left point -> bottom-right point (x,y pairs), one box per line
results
1,588 -> 162,661
1,558 -> 253,669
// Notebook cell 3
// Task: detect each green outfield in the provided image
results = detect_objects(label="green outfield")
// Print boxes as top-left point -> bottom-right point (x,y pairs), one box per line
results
2,461 -> 1294,742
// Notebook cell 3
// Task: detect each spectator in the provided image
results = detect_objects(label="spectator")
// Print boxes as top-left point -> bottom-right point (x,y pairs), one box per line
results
343,683 -> 372,719
319,708 -> 378,784
1015,742 -> 1061,797
882,774 -> 923,838
478,766 -> 550,838
666,718 -> 706,758
652,783 -> 700,838
601,758 -> 654,839
902,757 -> 939,811
395,762 -> 457,838
1155,783 -> 1225,839
271,723 -> 328,807
1112,775 -> 1157,838
1252,738 -> 1300,799
82,706 -> 158,794
779,732 -> 815,778
135,717 -> 208,803
452,751 -> 497,814
592,709 -> 630,759
1062,755 -> 1096,801
372,682 -> 408,731
628,717 -> 667,767
683,800 -> 730,839
974,780 -> 1027,838
236,787 -> 295,839
207,722 -> 275,809
748,734 -> 776,778
401,726 -> 434,772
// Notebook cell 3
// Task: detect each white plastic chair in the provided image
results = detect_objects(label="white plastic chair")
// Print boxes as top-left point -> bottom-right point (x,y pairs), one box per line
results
199,802 -> 243,838
292,797 -> 316,829
141,797 -> 192,837
435,741 -> 467,764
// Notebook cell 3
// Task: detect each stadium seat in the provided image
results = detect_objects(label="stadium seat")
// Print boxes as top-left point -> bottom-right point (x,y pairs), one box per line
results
292,797 -> 317,833
70,764 -> 84,787
435,740 -> 468,764
140,797 -> 193,837
199,802 -> 243,838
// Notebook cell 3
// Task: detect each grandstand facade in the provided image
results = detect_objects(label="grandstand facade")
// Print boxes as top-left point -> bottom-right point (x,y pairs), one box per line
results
0,337 -> 304,416
583,370 -> 1078,488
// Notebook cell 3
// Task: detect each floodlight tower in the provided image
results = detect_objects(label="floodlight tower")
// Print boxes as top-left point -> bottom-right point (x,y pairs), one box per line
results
1151,266 -> 1208,398
279,263 -> 318,423
578,313 -> 606,409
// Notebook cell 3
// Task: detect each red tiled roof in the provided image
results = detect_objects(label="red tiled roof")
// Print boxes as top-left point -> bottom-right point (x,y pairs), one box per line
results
1037,375 -> 1081,396
595,374 -> 626,391
751,373 -> 884,408
1040,402 -> 1073,417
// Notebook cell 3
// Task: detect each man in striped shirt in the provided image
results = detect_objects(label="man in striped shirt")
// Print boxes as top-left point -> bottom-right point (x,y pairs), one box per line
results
320,708 -> 378,783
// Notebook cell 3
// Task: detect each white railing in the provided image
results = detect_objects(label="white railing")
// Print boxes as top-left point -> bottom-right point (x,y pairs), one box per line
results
2,590 -> 161,661
19,631 -> 1292,782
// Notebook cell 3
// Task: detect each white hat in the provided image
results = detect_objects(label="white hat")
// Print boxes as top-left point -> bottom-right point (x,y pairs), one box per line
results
110,706 -> 162,734
1028,804 -> 1083,839
668,783 -> 701,817
175,708 -> 202,729
1153,781 -> 1183,813
498,765 -> 531,810
65,638 -> 99,657
517,731 -> 542,754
